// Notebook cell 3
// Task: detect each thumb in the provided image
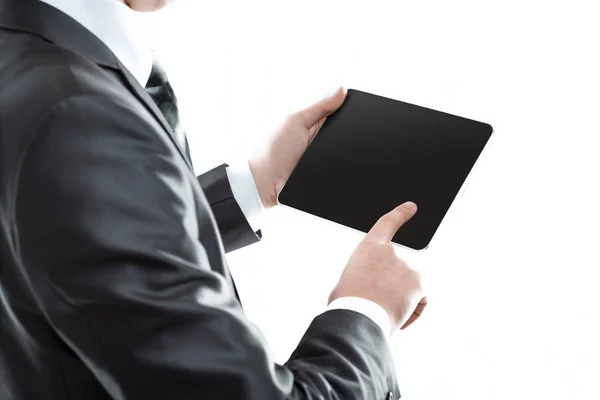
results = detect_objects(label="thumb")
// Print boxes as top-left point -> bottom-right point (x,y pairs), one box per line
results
297,87 -> 347,128
400,297 -> 428,330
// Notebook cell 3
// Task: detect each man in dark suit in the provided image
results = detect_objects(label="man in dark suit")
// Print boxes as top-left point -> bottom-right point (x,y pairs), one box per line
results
0,0 -> 428,398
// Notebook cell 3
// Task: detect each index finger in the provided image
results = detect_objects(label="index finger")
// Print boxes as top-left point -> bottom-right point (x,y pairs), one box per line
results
367,202 -> 418,243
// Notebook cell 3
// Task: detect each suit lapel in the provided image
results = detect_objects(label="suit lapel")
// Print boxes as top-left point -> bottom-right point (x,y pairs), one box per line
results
116,59 -> 195,171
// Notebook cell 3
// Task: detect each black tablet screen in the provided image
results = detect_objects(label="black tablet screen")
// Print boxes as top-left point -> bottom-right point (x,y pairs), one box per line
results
278,89 -> 493,250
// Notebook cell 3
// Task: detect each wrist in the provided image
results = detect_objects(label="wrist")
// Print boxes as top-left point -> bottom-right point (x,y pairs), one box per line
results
329,288 -> 399,332
328,297 -> 394,337
248,157 -> 278,209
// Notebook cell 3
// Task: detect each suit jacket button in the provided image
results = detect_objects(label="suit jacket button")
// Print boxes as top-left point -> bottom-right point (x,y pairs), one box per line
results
386,391 -> 394,400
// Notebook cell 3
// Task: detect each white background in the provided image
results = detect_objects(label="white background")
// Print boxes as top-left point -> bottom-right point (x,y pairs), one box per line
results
146,1 -> 599,399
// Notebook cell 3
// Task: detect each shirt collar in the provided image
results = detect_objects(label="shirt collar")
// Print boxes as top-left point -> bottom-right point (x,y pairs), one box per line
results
38,0 -> 153,87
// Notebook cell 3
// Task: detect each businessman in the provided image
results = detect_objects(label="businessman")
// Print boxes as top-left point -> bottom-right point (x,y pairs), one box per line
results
0,0 -> 428,399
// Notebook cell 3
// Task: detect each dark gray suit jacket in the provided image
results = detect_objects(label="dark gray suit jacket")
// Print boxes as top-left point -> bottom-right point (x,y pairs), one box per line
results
0,0 -> 400,398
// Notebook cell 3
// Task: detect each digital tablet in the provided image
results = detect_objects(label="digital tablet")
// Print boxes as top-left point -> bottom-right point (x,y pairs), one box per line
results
278,89 -> 493,250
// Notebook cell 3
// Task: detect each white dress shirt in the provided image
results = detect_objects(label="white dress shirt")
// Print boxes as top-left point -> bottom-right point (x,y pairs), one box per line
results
38,0 -> 394,338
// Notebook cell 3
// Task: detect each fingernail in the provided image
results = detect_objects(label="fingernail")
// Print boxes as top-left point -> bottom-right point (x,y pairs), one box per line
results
325,87 -> 345,98
323,88 -> 336,98
403,201 -> 417,210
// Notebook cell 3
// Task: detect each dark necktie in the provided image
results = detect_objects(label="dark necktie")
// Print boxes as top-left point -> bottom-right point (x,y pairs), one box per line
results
144,58 -> 193,162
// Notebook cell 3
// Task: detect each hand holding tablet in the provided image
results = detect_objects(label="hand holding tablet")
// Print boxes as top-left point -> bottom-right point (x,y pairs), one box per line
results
278,89 -> 493,250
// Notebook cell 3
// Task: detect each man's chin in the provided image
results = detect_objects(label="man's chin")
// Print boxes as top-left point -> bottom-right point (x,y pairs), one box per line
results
125,0 -> 177,12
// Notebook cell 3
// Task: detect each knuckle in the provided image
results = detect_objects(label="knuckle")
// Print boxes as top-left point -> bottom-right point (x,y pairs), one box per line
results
383,208 -> 404,222
390,207 -> 407,222
377,213 -> 393,226
413,271 -> 425,290
319,104 -> 334,116
414,273 -> 424,288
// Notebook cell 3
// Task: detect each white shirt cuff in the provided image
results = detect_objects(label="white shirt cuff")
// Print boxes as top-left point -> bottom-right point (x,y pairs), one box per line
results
327,297 -> 393,338
225,161 -> 265,232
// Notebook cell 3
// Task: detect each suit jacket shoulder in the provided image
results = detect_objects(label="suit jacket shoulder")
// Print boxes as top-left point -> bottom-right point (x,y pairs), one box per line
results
0,0 -> 401,398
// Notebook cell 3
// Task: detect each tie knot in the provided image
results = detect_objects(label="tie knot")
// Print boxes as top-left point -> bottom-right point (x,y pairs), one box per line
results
146,57 -> 168,89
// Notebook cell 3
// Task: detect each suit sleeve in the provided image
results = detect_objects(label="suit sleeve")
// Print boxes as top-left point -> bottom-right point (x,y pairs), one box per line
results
197,164 -> 262,253
14,95 -> 400,400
